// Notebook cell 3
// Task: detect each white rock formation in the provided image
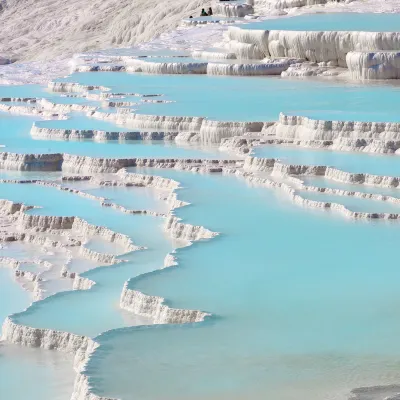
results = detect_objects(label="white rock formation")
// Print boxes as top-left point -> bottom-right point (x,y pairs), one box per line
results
269,113 -> 400,154
0,0 -> 211,60
62,154 -> 137,174
226,28 -> 400,65
31,124 -> 179,142
206,58 -> 299,76
164,215 -> 218,241
120,281 -> 209,323
48,82 -> 110,93
39,98 -> 98,113
192,50 -> 237,60
2,316 -> 90,352
214,2 -> 254,17
0,152 -> 63,171
199,120 -> 264,143
0,103 -> 66,119
88,110 -> 204,131
126,60 -> 208,74
347,51 -> 400,80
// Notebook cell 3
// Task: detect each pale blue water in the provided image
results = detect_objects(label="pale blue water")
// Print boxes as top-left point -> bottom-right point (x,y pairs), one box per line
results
240,12 -> 400,32
62,72 -> 400,121
0,269 -> 30,327
85,186 -> 170,214
0,343 -> 74,400
297,189 -> 400,213
85,169 -> 400,400
301,176 -> 400,196
254,145 -> 400,176
0,259 -> 65,400
0,182 -> 174,336
0,113 -> 228,159
4,71 -> 400,400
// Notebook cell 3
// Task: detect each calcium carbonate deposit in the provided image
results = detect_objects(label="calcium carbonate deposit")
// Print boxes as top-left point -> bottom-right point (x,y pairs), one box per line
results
3,0 -> 400,399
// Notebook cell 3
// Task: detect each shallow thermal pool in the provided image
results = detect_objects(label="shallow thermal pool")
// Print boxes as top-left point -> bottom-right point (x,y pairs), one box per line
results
84,168 -> 400,400
0,113 -> 229,159
301,176 -> 400,196
239,12 -> 400,31
61,72 -> 400,121
297,189 -> 400,213
253,145 -> 400,176
0,181 -> 176,336
3,54 -> 400,400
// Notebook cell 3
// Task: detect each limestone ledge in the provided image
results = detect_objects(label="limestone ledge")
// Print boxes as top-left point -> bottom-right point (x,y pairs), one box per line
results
2,316 -> 90,353
234,167 -> 400,220
207,58 -> 302,76
0,97 -> 37,103
0,152 -> 63,171
262,137 -> 400,155
219,135 -> 267,155
31,124 -> 179,142
120,280 -> 209,324
39,98 -> 98,113
1,316 -> 112,400
304,184 -> 400,205
164,215 -> 218,242
163,252 -> 178,268
213,2 -> 254,17
85,92 -> 162,101
226,28 -> 400,64
0,198 -> 35,215
76,57 -> 300,77
272,113 -> 400,145
347,51 -> 400,80
73,65 -> 126,73
244,156 -> 400,188
126,60 -> 208,74
48,82 -> 110,93
88,110 -> 204,131
87,110 -> 264,142
0,197 -> 138,252
281,62 -> 345,77
191,50 -> 237,60
0,103 -> 67,119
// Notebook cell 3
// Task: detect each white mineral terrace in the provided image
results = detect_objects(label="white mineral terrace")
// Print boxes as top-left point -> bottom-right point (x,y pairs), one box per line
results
225,27 -> 400,79
4,0 -> 400,399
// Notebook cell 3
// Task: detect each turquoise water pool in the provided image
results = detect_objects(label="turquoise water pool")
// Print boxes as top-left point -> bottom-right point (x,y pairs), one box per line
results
301,176 -> 400,196
254,145 -> 400,176
239,12 -> 400,32
4,63 -> 400,400
0,114 -> 228,159
85,168 -> 400,400
0,182 -> 175,336
297,189 -> 400,213
61,72 -> 400,121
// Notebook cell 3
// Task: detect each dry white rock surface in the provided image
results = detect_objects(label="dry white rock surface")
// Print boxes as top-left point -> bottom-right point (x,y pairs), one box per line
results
0,0 -> 210,61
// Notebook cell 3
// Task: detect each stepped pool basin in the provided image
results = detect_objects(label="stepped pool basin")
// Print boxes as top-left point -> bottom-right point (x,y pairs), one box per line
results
297,189 -> 400,213
238,12 -> 400,32
0,181 -> 178,336
4,41 -> 400,400
83,168 -> 400,400
60,73 -> 400,121
301,176 -> 400,196
254,145 -> 400,176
